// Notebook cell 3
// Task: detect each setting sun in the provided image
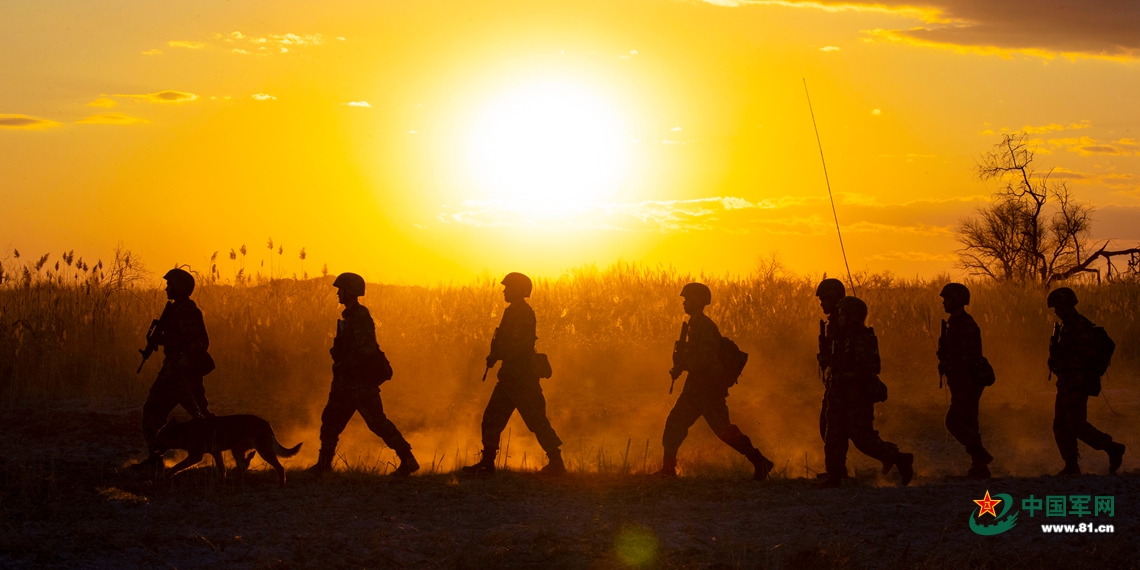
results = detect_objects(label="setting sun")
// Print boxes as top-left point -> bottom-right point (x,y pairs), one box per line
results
464,80 -> 629,207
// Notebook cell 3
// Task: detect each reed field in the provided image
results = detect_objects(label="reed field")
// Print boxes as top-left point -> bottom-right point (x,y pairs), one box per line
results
2,247 -> 1138,478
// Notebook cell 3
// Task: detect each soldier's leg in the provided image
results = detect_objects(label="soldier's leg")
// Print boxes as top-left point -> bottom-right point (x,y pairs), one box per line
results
141,369 -> 183,451
821,393 -> 850,479
480,382 -> 517,459
189,374 -> 213,417
661,389 -> 704,465
704,398 -> 773,479
848,401 -> 900,464
1059,389 -> 1115,452
946,380 -> 989,462
509,381 -> 563,456
174,370 -> 205,419
355,389 -> 412,453
819,396 -> 828,442
1052,390 -> 1079,464
317,390 -> 358,462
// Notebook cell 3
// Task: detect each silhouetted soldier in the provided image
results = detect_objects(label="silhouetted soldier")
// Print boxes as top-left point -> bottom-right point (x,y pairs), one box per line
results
132,268 -> 215,471
818,296 -> 913,488
463,272 -> 565,475
1047,287 -> 1126,475
653,283 -> 774,480
814,278 -> 845,481
936,283 -> 995,478
309,273 -> 419,476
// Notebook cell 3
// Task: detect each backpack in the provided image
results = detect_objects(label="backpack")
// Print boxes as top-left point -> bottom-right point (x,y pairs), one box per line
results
368,351 -> 394,386
1091,326 -> 1116,378
717,337 -> 749,387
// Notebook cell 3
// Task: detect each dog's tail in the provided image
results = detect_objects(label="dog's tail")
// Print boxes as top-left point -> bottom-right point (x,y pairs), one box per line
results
274,437 -> 303,458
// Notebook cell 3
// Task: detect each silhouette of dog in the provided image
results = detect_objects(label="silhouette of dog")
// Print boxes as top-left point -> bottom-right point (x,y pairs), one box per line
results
155,414 -> 302,487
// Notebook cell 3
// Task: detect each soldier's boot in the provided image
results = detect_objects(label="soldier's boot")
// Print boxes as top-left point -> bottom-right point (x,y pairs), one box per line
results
746,449 -> 774,481
651,457 -> 677,478
539,450 -> 566,476
1107,443 -> 1125,474
392,447 -> 420,477
967,462 -> 991,479
813,474 -> 843,489
307,449 -> 335,475
130,451 -> 164,474
1056,460 -> 1081,476
461,453 -> 496,475
895,452 -> 914,487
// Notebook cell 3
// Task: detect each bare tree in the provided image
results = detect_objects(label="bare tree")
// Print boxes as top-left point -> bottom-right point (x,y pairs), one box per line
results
956,134 -> 1094,283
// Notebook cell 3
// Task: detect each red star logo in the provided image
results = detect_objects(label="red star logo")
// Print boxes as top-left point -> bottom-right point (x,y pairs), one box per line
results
974,490 -> 1002,518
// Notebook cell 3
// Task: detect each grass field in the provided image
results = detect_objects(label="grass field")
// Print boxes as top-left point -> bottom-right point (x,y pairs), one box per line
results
1,250 -> 1138,568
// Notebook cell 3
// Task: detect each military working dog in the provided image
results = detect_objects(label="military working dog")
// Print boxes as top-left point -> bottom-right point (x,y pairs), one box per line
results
155,414 -> 302,487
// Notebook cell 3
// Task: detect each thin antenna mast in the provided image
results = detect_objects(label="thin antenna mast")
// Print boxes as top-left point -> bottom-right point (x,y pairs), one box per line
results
803,78 -> 855,296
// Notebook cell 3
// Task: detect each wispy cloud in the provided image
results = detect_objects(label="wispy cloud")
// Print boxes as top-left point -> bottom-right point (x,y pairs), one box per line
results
820,45 -> 840,52
1045,136 -> 1138,157
76,113 -> 148,125
168,40 -> 207,49
252,93 -> 277,101
148,31 -> 340,57
342,101 -> 371,108
115,91 -> 198,103
86,98 -> 117,108
0,114 -> 60,130
141,49 -> 162,56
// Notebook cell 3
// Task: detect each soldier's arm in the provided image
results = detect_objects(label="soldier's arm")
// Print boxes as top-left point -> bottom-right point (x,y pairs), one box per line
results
962,320 -> 984,367
498,309 -> 537,362
855,332 -> 881,377
688,318 -> 721,374
1062,323 -> 1098,373
178,306 -> 210,358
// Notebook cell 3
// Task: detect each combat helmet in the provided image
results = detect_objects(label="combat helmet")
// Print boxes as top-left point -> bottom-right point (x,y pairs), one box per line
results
680,282 -> 712,306
501,272 -> 533,297
815,278 -> 845,299
333,272 -> 366,297
836,296 -> 868,326
163,268 -> 195,296
939,283 -> 971,305
1047,287 -> 1078,308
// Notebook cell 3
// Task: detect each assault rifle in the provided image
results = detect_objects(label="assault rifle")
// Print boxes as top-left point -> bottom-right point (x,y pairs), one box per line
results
1047,322 -> 1062,382
937,319 -> 947,389
669,321 -> 690,394
137,301 -> 173,373
481,327 -> 500,382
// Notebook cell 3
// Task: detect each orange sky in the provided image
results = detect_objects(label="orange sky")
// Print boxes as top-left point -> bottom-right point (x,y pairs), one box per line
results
3,0 -> 1138,283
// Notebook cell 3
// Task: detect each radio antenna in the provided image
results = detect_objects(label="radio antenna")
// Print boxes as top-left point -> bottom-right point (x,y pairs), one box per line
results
803,78 -> 855,296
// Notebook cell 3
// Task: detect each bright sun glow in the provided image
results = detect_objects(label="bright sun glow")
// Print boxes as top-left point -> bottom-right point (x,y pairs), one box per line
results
466,81 -> 629,207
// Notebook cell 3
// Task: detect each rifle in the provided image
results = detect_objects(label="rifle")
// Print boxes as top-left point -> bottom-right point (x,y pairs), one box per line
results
817,319 -> 827,381
1047,322 -> 1062,382
481,327 -> 500,382
669,321 -> 690,394
937,319 -> 947,389
137,301 -> 173,373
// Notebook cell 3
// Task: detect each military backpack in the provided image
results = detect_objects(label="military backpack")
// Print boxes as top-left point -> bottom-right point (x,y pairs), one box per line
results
1091,326 -> 1116,378
717,337 -> 748,387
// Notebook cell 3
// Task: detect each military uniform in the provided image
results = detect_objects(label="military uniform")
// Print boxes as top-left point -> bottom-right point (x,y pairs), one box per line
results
817,315 -> 839,441
478,301 -> 562,461
316,303 -> 412,462
937,311 -> 993,466
1050,311 -> 1116,465
662,313 -> 770,472
141,298 -> 212,452
821,310 -> 911,485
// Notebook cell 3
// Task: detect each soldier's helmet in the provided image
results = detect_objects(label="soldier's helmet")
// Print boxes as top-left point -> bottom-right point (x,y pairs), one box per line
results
815,278 -> 845,298
836,296 -> 868,326
501,272 -> 532,298
1047,287 -> 1078,308
333,272 -> 366,297
680,282 -> 712,306
163,268 -> 195,296
939,282 -> 971,305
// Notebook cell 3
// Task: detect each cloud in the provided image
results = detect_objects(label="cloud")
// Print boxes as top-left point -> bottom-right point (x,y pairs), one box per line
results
342,101 -> 371,108
87,98 -> 117,108
702,0 -> 1140,60
168,40 -> 207,49
1045,136 -> 1137,157
115,91 -> 198,103
252,93 -> 277,101
0,114 -> 60,130
820,46 -> 840,52
141,49 -> 162,56
75,113 -> 148,125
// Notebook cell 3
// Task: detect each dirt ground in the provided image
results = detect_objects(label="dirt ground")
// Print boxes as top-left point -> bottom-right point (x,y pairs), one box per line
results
1,401 -> 1137,570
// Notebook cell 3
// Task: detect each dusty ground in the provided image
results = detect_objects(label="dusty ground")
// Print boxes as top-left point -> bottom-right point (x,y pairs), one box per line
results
1,401 -> 1137,570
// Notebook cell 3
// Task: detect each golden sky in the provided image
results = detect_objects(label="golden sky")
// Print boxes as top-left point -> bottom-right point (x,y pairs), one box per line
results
3,0 -> 1139,283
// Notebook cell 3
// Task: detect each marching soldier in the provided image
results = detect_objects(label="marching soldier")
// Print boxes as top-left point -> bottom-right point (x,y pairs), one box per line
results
936,283 -> 994,478
462,272 -> 565,475
818,296 -> 913,488
132,268 -> 215,471
815,278 -> 845,480
653,283 -> 774,480
1047,287 -> 1126,475
309,273 -> 419,476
